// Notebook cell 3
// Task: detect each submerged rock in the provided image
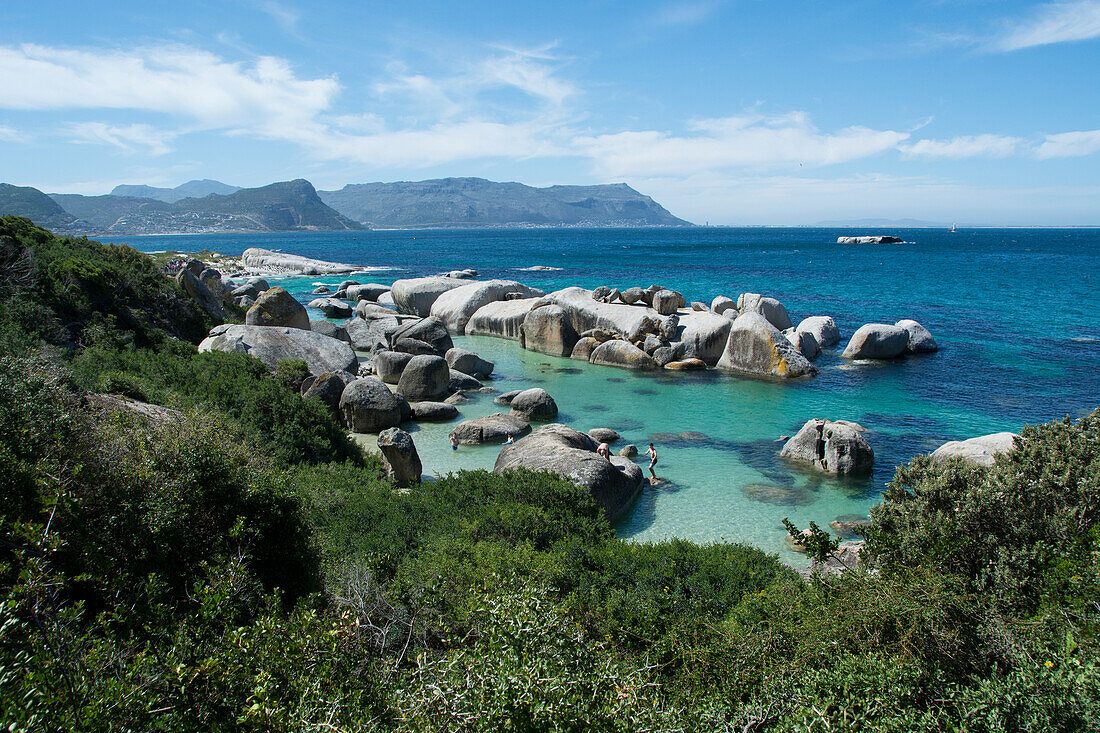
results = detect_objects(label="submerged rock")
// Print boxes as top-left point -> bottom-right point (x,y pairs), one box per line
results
494,424 -> 644,522
377,428 -> 422,488
843,324 -> 910,360
716,312 -> 817,379
780,418 -> 874,475
450,413 -> 531,445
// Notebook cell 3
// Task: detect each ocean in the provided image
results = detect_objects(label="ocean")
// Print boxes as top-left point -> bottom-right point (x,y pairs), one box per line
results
114,227 -> 1100,561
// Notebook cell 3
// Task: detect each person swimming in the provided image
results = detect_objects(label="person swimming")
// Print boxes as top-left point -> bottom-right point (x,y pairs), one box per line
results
644,442 -> 658,482
450,434 -> 458,451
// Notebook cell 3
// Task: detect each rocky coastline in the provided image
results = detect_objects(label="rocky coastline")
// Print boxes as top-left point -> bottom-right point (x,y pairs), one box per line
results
179,249 -> 1020,563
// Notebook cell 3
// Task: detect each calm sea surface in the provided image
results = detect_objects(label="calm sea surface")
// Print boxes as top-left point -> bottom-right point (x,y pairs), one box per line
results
113,228 -> 1100,561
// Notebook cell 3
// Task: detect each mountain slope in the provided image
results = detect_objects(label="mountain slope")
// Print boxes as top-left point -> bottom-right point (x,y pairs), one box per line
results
110,179 -> 241,203
46,179 -> 362,234
318,177 -> 691,227
0,183 -> 80,230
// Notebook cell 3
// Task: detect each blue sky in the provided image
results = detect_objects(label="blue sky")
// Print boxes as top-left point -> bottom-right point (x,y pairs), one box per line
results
1,0 -> 1099,224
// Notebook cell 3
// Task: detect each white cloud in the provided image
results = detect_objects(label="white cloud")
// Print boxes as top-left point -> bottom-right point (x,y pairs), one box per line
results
1036,128 -> 1100,158
476,48 -> 575,106
899,134 -> 1023,159
0,43 -> 337,134
68,122 -> 177,155
0,124 -> 24,142
575,112 -> 909,177
994,1 -> 1100,51
255,1 -> 300,35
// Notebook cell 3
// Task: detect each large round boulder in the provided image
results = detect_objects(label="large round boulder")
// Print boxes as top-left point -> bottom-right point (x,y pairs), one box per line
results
445,348 -> 494,378
715,312 -> 816,379
373,350 -> 414,384
390,276 -> 471,316
394,338 -> 437,356
377,428 -> 422,487
494,389 -> 523,406
588,428 -> 621,443
589,340 -> 657,370
780,418 -> 874,474
796,316 -> 840,348
346,283 -> 391,302
339,377 -> 404,433
711,295 -> 737,316
676,310 -> 733,365
783,328 -> 820,360
570,336 -> 599,361
198,325 -> 358,376
494,424 -> 644,522
520,305 -> 579,357
448,369 -> 483,392
842,324 -> 910,360
302,371 -> 354,420
245,286 -> 310,330
896,319 -> 938,353
509,388 -> 558,421
450,413 -> 531,445
931,432 -> 1018,468
396,355 -> 450,401
430,279 -> 545,333
346,315 -> 401,352
736,293 -> 792,331
311,319 -> 351,343
620,287 -> 644,305
390,317 -> 454,356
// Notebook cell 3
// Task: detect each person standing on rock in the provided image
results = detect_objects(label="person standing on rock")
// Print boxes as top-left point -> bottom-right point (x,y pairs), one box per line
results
596,442 -> 610,460
644,443 -> 659,483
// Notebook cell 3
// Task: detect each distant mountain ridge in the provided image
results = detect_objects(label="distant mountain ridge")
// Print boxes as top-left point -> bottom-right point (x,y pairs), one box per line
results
0,177 -> 689,233
43,179 -> 362,234
318,177 -> 691,228
110,179 -> 241,203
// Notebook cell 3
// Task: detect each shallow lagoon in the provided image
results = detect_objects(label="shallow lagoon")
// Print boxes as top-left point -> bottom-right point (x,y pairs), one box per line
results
118,227 -> 1100,561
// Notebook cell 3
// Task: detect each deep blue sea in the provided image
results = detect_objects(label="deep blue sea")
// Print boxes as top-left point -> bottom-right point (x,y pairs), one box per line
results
114,227 -> 1100,560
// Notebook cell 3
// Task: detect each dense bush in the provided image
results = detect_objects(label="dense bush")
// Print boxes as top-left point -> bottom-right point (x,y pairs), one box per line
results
70,342 -> 362,465
0,216 -> 211,350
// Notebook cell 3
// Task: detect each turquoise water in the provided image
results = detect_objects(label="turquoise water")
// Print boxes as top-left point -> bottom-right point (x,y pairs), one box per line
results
116,228 -> 1100,561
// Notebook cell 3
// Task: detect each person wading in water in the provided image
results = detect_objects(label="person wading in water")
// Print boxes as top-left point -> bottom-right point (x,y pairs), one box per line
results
644,442 -> 658,484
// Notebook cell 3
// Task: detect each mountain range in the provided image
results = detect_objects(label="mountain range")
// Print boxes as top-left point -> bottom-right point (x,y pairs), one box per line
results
0,177 -> 691,234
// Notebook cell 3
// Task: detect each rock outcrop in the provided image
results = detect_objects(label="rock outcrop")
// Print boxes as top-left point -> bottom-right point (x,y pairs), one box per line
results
373,350 -> 413,384
450,413 -> 531,445
783,328 -> 820,360
390,276 -> 471,317
931,432 -> 1019,467
377,428 -> 422,487
780,419 -> 874,474
466,298 -> 540,340
177,268 -> 225,320
246,286 -> 310,330
445,348 -> 494,379
390,317 -> 454,356
494,424 -> 644,522
311,319 -> 351,343
410,401 -> 459,422
588,428 -> 621,443
339,377 -> 404,433
842,324 -> 910,360
652,289 -> 686,315
302,370 -> 355,420
508,388 -> 559,421
241,247 -> 360,275
307,297 -> 353,318
520,305 -> 580,357
430,279 -> 545,333
199,325 -> 358,376
677,311 -> 732,365
736,293 -> 792,331
711,295 -> 737,316
716,313 -> 816,379
346,283 -> 391,302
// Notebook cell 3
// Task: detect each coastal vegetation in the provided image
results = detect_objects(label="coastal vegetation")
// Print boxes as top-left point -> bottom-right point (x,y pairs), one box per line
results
1,216 -> 1097,731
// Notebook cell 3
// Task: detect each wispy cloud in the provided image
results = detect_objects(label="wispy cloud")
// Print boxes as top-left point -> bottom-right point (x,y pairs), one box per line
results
0,124 -> 25,143
255,1 -> 301,36
1036,128 -> 1100,158
649,1 -> 723,28
899,134 -> 1024,159
68,122 -> 177,155
993,0 -> 1100,51
575,112 -> 909,177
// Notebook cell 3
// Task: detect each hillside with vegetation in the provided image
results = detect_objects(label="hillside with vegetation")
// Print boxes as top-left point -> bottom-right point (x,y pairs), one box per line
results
318,177 -> 692,227
0,215 -> 1097,731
